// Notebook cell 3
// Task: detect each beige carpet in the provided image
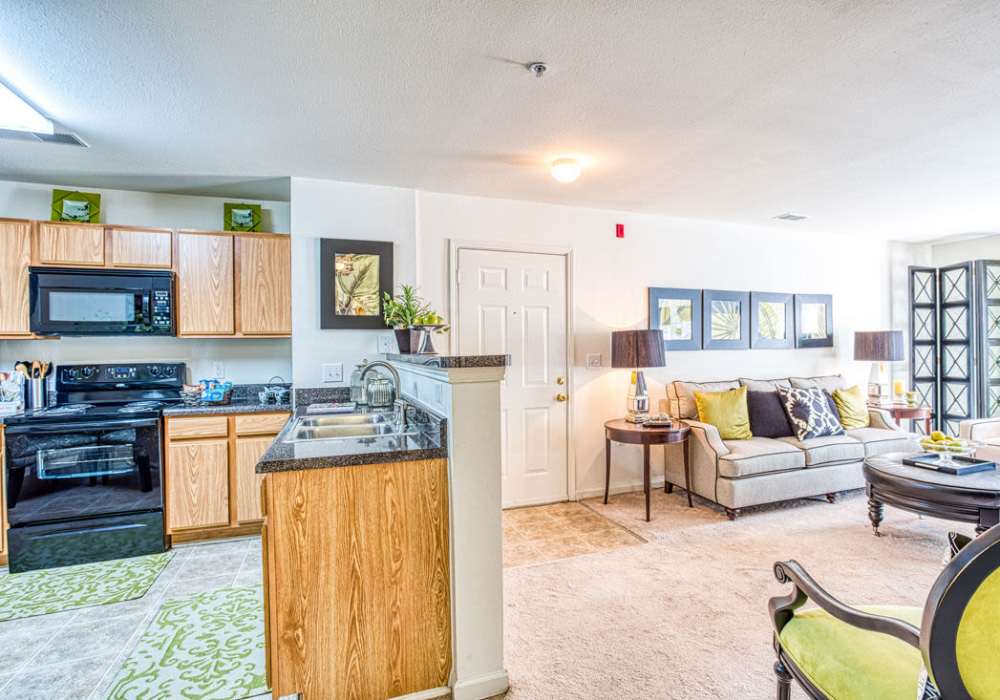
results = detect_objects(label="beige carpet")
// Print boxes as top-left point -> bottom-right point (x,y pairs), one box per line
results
502,489 -> 972,699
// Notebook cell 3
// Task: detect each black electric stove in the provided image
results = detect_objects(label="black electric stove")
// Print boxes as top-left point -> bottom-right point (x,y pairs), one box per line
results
4,363 -> 185,572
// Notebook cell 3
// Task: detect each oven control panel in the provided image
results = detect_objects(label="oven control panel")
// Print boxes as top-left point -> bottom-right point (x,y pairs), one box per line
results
57,363 -> 186,387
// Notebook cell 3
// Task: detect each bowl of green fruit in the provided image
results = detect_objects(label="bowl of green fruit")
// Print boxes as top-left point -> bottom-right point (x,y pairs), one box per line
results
919,431 -> 977,466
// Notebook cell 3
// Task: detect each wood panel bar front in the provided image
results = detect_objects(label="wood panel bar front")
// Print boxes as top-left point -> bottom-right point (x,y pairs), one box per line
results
264,458 -> 452,700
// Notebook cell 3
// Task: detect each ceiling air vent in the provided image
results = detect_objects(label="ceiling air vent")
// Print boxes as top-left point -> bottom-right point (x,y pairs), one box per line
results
774,213 -> 807,221
0,128 -> 88,147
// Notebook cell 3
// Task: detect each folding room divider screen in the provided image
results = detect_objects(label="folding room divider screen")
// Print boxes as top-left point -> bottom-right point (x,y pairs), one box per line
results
909,261 -> 1000,435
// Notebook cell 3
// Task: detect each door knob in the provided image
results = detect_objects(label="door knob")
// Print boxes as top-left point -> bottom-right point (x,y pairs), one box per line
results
555,393 -> 568,402
556,376 -> 565,385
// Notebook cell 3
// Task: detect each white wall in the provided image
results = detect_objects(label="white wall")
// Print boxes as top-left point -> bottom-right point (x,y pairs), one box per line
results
415,190 -> 892,497
931,234 -> 1000,267
288,177 -> 415,387
0,179 -> 292,384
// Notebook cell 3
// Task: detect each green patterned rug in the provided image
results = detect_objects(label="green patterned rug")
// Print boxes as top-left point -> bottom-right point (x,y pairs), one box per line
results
106,586 -> 267,700
0,551 -> 172,622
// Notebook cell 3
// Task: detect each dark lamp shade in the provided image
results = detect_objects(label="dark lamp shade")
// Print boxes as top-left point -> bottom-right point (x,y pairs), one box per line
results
612,330 -> 665,368
854,330 -> 904,362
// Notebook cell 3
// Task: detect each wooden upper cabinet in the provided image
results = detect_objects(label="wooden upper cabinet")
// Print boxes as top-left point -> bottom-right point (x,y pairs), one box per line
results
0,220 -> 32,335
108,227 -> 172,268
35,222 -> 105,266
177,232 -> 234,335
237,235 -> 291,336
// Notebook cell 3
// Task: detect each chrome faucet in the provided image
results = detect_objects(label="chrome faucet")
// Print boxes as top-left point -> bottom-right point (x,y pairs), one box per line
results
359,361 -> 407,427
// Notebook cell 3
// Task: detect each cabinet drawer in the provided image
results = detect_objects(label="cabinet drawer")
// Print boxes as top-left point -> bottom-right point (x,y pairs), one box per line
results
167,416 -> 229,439
235,413 -> 290,436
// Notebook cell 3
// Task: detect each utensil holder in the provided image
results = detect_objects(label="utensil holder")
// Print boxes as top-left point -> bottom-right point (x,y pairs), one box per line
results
23,378 -> 48,411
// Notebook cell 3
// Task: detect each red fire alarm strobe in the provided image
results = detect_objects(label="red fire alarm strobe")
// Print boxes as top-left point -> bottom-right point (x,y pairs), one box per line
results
615,223 -> 624,238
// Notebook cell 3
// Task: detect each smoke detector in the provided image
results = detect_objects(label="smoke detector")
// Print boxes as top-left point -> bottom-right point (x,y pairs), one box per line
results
527,62 -> 547,78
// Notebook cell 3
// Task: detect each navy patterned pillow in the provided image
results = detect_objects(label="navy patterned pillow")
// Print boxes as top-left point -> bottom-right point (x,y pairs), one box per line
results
777,386 -> 846,440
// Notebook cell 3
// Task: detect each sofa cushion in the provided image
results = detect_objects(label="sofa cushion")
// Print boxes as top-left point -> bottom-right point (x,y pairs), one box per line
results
777,434 -> 864,466
746,391 -> 794,438
833,385 -> 870,429
846,427 -> 916,457
668,379 -> 739,419
778,386 -> 846,440
718,437 -> 806,478
739,377 -> 792,392
789,374 -> 848,393
694,386 -> 752,440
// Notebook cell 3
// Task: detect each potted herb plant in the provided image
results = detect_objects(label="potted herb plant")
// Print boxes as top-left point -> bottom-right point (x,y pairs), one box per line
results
382,285 -> 448,353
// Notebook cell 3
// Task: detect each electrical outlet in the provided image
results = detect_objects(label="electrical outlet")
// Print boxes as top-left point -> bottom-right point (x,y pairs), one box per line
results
586,353 -> 602,368
322,363 -> 343,383
377,335 -> 395,353
211,361 -> 225,378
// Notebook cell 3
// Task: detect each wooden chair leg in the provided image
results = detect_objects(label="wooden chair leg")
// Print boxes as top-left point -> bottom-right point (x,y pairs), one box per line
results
774,659 -> 792,700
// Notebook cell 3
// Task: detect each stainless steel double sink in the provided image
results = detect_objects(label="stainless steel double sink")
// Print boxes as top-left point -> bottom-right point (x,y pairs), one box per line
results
283,411 -> 414,443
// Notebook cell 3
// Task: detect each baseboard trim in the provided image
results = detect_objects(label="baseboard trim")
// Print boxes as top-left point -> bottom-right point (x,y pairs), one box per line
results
389,686 -> 451,700
451,670 -> 510,700
575,478 -> 668,501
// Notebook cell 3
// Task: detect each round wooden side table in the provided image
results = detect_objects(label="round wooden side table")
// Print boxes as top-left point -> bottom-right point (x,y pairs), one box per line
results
604,419 -> 691,521
870,403 -> 932,434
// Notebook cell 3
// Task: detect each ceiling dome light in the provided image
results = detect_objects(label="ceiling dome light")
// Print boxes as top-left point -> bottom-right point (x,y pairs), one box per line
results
551,157 -> 581,183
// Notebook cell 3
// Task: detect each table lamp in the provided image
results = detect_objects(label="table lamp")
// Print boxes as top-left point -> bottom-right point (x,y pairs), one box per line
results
612,329 -> 665,423
854,330 -> 904,400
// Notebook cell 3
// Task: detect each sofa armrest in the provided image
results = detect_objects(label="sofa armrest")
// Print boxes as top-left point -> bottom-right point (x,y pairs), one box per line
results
959,418 -> 1000,442
682,419 -> 731,457
868,408 -> 902,431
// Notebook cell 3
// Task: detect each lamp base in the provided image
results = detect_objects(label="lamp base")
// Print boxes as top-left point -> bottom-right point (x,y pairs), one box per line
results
625,369 -> 650,423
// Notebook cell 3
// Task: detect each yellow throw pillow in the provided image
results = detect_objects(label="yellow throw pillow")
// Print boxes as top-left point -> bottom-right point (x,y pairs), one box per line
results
833,385 -> 870,429
694,386 -> 752,440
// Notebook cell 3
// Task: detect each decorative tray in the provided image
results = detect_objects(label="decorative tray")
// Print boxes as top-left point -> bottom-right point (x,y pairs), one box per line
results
902,453 -> 997,476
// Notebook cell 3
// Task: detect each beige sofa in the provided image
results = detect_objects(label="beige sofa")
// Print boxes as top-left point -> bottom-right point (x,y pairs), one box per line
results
664,375 -> 918,518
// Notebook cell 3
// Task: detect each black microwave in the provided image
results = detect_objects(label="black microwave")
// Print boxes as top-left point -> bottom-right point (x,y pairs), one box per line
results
29,267 -> 175,336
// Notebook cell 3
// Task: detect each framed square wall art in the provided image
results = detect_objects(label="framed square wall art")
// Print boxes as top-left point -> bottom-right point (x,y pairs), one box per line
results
750,292 -> 794,349
224,202 -> 263,232
648,287 -> 702,350
703,289 -> 750,350
794,293 -> 834,348
320,238 -> 394,329
51,189 -> 101,223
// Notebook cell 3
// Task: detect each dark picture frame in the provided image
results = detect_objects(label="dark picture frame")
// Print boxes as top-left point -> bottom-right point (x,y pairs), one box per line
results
794,293 -> 834,348
703,289 -> 750,350
750,292 -> 795,349
648,287 -> 702,351
320,238 -> 394,329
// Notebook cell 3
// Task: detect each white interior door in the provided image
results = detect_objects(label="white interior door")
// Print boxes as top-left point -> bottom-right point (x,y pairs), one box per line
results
456,248 -> 569,508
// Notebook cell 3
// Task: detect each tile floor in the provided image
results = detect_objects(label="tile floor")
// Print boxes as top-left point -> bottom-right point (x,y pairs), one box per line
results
502,501 -> 644,567
0,536 -> 266,700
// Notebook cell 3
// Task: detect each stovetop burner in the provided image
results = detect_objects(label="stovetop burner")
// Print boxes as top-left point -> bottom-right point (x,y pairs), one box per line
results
119,401 -> 165,414
35,403 -> 94,415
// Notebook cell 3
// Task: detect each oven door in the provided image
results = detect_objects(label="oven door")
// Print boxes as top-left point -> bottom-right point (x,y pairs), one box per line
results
5,417 -> 163,528
29,267 -> 173,336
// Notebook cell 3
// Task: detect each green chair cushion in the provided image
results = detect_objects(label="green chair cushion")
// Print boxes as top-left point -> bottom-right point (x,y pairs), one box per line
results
779,605 -> 923,699
957,567 -> 1000,698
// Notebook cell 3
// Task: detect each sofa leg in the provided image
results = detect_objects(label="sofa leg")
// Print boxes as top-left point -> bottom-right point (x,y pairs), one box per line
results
725,507 -> 740,521
665,482 -> 674,494
774,659 -> 792,700
825,492 -> 838,503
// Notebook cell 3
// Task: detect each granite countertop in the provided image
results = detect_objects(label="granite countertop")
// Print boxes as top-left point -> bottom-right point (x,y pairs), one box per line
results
384,353 -> 510,368
256,406 -> 447,474
162,400 -> 293,417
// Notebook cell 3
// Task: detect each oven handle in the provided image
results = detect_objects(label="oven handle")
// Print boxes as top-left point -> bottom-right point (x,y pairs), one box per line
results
4,417 -> 159,435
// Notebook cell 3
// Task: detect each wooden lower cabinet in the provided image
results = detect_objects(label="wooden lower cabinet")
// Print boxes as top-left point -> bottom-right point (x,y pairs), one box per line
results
164,412 -> 289,542
262,458 -> 452,700
0,426 -> 6,565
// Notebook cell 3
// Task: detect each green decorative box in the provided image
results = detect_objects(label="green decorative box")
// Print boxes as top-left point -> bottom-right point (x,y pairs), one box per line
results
51,189 -> 101,223
223,202 -> 263,232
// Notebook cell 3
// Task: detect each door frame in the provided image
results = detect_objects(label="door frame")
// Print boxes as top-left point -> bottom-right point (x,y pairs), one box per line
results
447,239 -> 577,504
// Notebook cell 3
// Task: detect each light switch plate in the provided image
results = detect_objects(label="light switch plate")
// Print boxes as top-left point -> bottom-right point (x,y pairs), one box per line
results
586,353 -> 602,368
322,363 -> 343,383
377,335 -> 395,353
211,361 -> 225,378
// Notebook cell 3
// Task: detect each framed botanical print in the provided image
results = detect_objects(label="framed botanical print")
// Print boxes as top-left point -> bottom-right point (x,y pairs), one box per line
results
648,287 -> 702,350
320,238 -> 394,329
794,293 -> 834,348
702,289 -> 750,350
750,292 -> 794,349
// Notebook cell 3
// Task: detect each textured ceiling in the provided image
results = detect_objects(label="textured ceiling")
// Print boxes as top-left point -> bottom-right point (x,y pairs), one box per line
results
2,1 -> 999,239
